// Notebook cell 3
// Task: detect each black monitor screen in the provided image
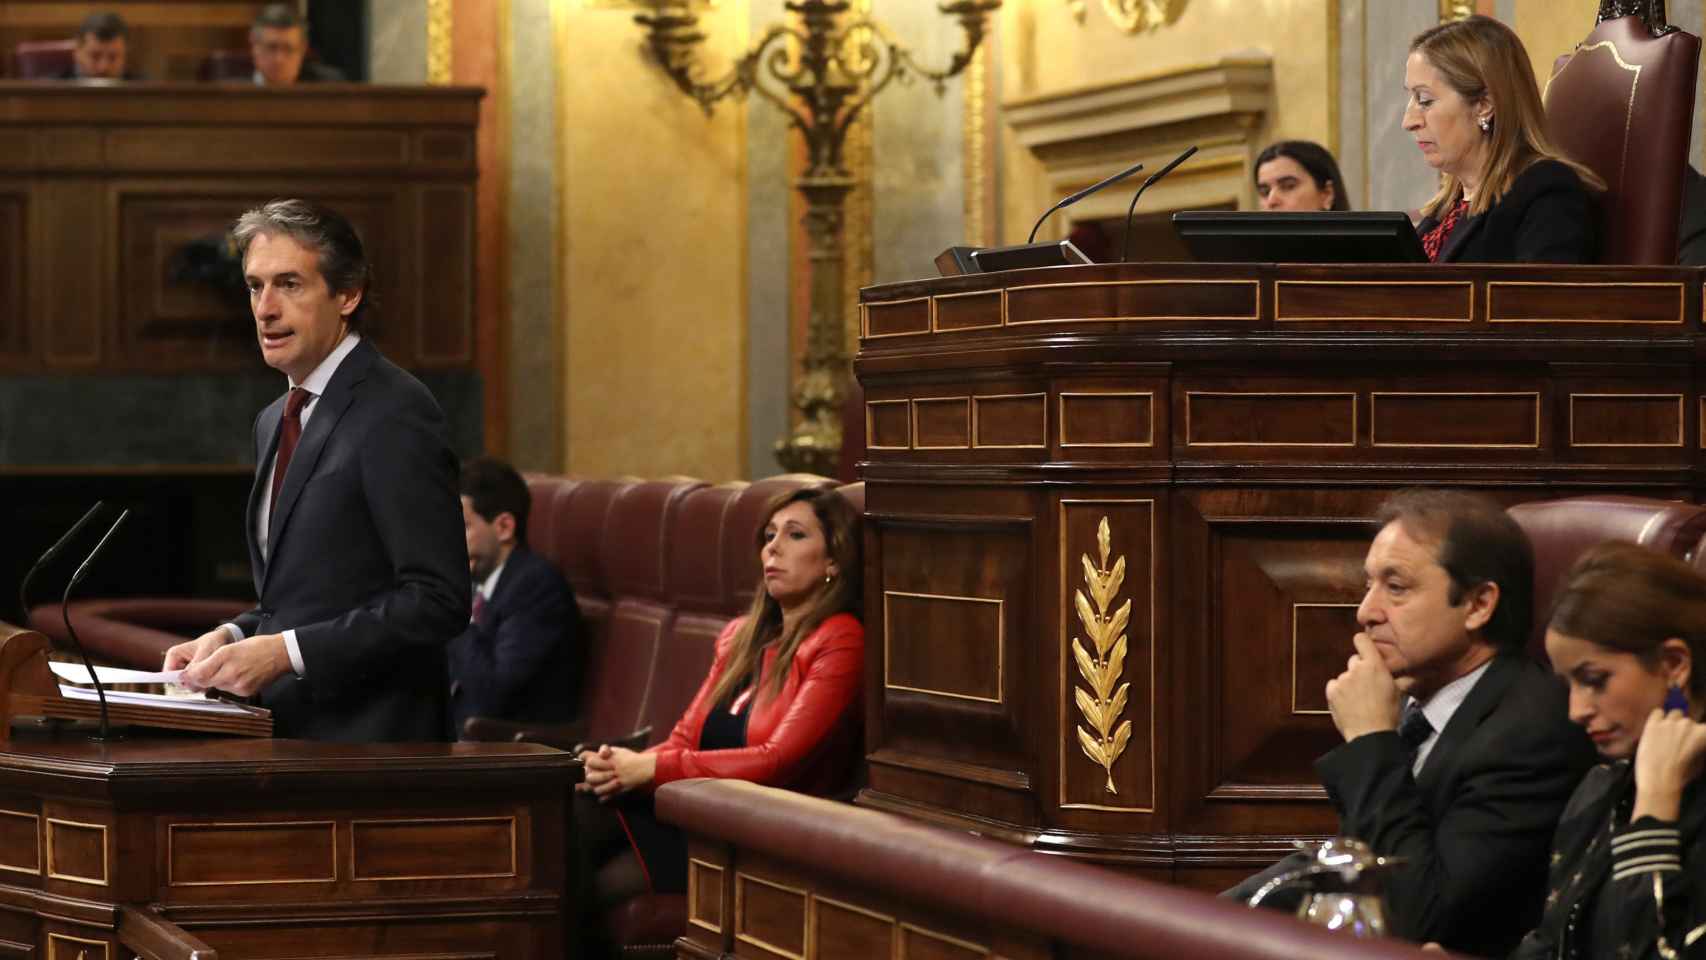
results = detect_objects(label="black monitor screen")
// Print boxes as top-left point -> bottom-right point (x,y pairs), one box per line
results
1173,211 -> 1428,264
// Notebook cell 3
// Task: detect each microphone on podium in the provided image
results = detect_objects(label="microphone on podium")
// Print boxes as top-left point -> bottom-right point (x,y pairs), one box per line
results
935,158 -> 1146,276
59,508 -> 131,741
17,501 -> 109,631
1120,145 -> 1198,262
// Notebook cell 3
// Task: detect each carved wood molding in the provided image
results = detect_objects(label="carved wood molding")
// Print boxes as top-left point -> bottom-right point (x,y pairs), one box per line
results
1002,56 -> 1273,228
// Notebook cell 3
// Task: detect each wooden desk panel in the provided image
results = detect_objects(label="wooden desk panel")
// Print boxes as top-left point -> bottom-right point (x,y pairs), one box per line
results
0,83 -> 481,376
854,261 -> 1706,888
0,733 -> 573,958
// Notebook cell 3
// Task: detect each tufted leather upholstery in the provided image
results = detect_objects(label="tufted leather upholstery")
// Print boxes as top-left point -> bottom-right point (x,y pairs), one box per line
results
1507,494 -> 1706,654
13,41 -> 75,80
1544,15 -> 1701,263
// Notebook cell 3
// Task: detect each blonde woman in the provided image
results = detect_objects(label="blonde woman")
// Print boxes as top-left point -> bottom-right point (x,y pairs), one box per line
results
1406,16 -> 1604,262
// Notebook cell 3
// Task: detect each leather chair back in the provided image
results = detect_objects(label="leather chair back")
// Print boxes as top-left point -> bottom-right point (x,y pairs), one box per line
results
580,478 -> 705,742
14,41 -> 74,80
1507,495 -> 1706,655
648,482 -> 748,745
1544,15 -> 1701,263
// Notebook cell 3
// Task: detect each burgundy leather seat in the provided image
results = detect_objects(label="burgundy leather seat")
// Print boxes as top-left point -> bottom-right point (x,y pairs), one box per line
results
1507,494 -> 1706,654
13,41 -> 75,80
1544,13 -> 1701,263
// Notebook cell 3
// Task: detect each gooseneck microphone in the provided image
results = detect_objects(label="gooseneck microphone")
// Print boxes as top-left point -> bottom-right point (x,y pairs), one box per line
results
1120,145 -> 1200,262
17,502 -> 109,632
1027,158 -> 1147,244
59,508 -> 130,741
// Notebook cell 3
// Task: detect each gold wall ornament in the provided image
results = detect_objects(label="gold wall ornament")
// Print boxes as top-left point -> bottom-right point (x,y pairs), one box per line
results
1072,517 -> 1133,793
426,0 -> 453,84
1068,0 -> 1188,33
1438,0 -> 1475,22
632,0 -> 1001,475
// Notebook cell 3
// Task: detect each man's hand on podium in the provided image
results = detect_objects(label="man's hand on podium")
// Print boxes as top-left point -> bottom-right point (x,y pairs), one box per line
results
166,630 -> 292,697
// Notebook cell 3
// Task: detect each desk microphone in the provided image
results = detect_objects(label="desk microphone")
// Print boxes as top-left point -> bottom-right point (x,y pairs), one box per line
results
1120,145 -> 1199,262
1027,158 -> 1146,244
59,508 -> 130,741
17,502 -> 109,632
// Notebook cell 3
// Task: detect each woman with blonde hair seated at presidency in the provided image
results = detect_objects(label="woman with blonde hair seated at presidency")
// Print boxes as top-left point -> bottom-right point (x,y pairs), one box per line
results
1499,542 -> 1706,959
576,487 -> 864,903
1406,15 -> 1603,263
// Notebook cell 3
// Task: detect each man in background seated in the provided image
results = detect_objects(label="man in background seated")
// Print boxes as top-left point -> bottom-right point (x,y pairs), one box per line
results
1227,490 -> 1594,957
61,12 -> 133,81
250,3 -> 345,86
449,457 -> 582,737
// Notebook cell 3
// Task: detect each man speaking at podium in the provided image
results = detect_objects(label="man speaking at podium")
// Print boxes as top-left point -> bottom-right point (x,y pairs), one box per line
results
164,200 -> 470,742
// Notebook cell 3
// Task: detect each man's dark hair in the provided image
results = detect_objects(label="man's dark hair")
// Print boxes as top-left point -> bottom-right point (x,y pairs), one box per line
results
231,199 -> 373,329
77,12 -> 128,42
253,3 -> 304,31
1374,489 -> 1533,651
460,458 -> 531,545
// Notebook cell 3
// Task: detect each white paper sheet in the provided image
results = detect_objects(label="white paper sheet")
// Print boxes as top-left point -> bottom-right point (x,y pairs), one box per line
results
49,662 -> 183,685
57,685 -> 257,716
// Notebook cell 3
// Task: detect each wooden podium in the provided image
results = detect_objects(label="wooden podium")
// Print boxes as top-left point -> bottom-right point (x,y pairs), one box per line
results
853,260 -> 1703,890
0,624 -> 576,959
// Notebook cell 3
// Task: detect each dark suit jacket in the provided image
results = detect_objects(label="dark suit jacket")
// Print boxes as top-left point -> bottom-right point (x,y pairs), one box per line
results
234,338 -> 470,742
447,545 -> 582,734
1417,158 -> 1598,264
295,61 -> 347,83
1676,164 -> 1706,265
1313,653 -> 1597,957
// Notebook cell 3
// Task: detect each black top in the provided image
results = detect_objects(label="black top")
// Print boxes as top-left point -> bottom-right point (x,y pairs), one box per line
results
1512,761 -> 1706,960
698,685 -> 752,751
1414,158 -> 1598,264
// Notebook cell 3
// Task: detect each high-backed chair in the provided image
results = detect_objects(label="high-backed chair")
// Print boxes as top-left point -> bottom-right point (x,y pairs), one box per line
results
198,50 -> 254,82
14,41 -> 74,79
1543,5 -> 1701,263
1507,494 -> 1706,655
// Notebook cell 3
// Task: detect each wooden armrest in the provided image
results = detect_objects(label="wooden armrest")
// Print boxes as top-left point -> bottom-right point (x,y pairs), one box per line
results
120,905 -> 218,960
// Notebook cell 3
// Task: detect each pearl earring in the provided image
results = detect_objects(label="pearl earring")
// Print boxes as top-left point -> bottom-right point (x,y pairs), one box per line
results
1478,115 -> 1492,133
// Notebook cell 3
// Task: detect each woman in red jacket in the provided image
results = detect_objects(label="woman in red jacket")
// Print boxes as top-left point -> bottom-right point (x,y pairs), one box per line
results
578,485 -> 864,898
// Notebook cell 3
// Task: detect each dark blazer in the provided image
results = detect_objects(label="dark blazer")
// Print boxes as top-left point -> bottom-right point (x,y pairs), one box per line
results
447,545 -> 582,734
1417,158 -> 1598,264
234,337 -> 470,742
1677,164 -> 1706,265
1513,762 -> 1706,960
1312,653 -> 1597,957
295,61 -> 347,83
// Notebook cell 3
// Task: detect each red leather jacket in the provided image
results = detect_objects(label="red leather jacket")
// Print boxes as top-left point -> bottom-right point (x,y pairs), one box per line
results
650,612 -> 864,796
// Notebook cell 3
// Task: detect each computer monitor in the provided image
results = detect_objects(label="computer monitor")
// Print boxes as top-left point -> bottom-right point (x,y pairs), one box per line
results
1172,211 -> 1428,264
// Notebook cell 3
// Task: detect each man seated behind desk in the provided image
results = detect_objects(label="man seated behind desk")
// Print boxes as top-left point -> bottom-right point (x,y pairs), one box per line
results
1228,490 -> 1595,957
250,3 -> 345,86
59,12 -> 136,81
164,199 -> 469,742
450,458 -> 583,737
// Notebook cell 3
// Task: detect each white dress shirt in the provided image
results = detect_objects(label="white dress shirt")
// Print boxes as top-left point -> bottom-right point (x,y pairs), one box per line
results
220,332 -> 362,676
1408,658 -> 1493,776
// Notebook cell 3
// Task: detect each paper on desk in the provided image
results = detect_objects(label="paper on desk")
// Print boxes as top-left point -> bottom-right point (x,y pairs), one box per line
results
49,662 -> 183,685
57,685 -> 257,716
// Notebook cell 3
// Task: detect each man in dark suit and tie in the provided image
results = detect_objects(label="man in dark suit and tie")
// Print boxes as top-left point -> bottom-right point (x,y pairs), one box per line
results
164,199 -> 469,742
1228,490 -> 1595,957
449,457 -> 582,737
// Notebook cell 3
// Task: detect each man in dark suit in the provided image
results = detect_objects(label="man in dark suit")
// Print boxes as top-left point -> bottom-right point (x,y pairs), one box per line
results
1229,490 -> 1595,957
164,199 -> 468,742
56,12 -> 138,81
449,458 -> 582,737
250,3 -> 346,85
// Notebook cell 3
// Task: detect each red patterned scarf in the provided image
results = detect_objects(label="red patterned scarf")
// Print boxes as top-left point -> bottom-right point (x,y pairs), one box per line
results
1422,199 -> 1469,262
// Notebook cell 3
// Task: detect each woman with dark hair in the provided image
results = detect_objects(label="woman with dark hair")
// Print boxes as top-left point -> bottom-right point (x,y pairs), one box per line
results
1508,542 -> 1706,959
1255,140 -> 1350,211
576,486 -> 864,898
1405,15 -> 1603,263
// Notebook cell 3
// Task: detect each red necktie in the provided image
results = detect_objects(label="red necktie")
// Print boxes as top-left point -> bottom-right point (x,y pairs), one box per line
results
471,591 -> 487,625
271,387 -> 312,506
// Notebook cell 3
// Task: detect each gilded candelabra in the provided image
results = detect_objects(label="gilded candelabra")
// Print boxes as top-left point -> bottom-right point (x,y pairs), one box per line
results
635,0 -> 1001,475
